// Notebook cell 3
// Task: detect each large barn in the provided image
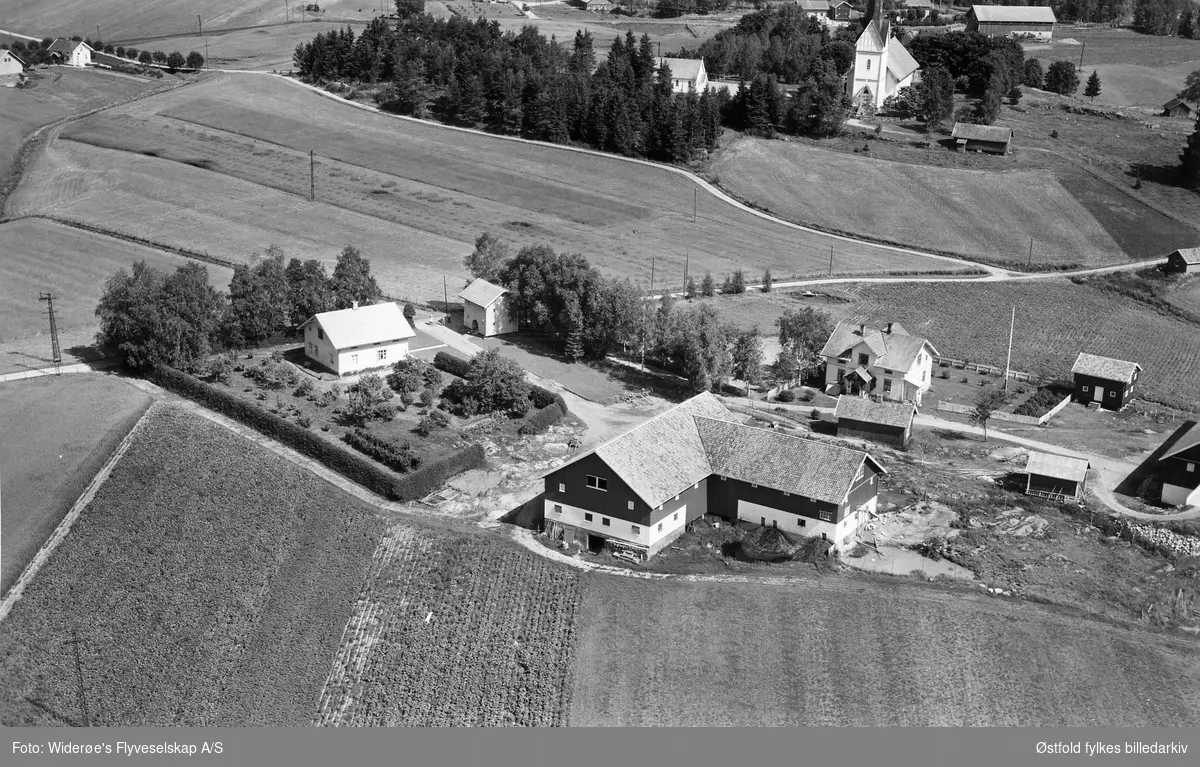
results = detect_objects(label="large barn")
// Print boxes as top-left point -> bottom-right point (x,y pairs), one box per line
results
967,5 -> 1057,41
1159,421 -> 1200,508
951,123 -> 1014,155
540,393 -> 885,560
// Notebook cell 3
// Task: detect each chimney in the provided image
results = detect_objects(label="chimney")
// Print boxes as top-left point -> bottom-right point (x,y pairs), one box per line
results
886,322 -> 894,334
858,323 -> 865,336
352,300 -> 359,310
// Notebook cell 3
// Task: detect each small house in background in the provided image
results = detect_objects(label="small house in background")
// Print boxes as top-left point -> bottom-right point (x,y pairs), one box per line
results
951,123 -> 1014,155
1163,247 -> 1200,274
1070,352 -> 1141,411
1162,98 -> 1197,119
1024,451 -> 1090,502
798,0 -> 831,17
459,277 -> 518,337
653,57 -> 709,93
301,301 -> 416,376
0,49 -> 27,82
834,395 -> 918,448
830,0 -> 854,20
967,5 -> 1057,41
583,0 -> 615,11
46,38 -> 93,67
899,0 -> 933,19
1159,421 -> 1200,508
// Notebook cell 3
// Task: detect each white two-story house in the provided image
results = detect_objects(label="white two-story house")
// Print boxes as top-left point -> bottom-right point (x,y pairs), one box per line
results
820,320 -> 939,405
301,301 -> 416,376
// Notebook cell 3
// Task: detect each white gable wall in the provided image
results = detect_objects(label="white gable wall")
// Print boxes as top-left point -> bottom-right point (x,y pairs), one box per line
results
823,339 -> 933,403
464,295 -> 518,336
0,52 -> 24,76
304,320 -> 410,375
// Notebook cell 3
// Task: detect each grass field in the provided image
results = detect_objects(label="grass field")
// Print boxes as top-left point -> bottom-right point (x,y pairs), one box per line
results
0,375 -> 151,597
11,73 -> 967,309
0,405 -> 385,726
0,218 -> 234,342
714,137 -> 1132,267
1025,26 -> 1200,68
121,21 -> 362,71
570,572 -> 1200,726
315,526 -> 580,726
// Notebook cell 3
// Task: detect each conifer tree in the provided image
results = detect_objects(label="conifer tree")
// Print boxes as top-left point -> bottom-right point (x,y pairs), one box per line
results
1084,70 -> 1102,102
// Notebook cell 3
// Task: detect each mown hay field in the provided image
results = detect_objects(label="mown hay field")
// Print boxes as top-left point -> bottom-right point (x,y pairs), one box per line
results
0,218 -> 234,341
713,136 -> 1181,267
20,73 -> 968,303
315,527 -> 580,726
121,21 -> 359,71
0,375 -> 152,597
570,573 -> 1200,726
0,406 -> 386,726
3,0 -> 300,40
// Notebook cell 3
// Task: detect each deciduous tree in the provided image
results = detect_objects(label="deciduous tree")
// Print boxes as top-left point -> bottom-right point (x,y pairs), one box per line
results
331,245 -> 382,309
466,348 -> 531,415
970,386 -> 1009,441
186,51 -> 204,70
347,373 -> 395,422
1022,59 -> 1043,89
224,247 -> 290,348
920,65 -> 955,132
1044,61 -> 1080,96
1181,114 -> 1200,187
731,325 -> 764,396
464,231 -> 510,283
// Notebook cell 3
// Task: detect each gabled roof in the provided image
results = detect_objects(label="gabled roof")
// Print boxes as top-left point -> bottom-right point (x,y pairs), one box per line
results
1163,98 -> 1197,112
886,37 -> 921,82
1170,247 -> 1200,265
301,301 -> 415,350
1071,352 -> 1141,384
952,123 -> 1014,143
857,20 -> 886,53
1,49 -> 27,66
655,57 -> 705,82
1162,421 -> 1200,461
798,0 -> 830,10
820,320 -> 938,372
696,417 -> 885,506
1025,451 -> 1090,483
901,0 -> 933,8
458,277 -> 507,308
834,395 -> 918,429
47,38 -> 92,55
970,5 -> 1057,23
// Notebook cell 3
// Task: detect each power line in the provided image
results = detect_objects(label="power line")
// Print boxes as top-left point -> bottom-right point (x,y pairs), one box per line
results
39,292 -> 62,374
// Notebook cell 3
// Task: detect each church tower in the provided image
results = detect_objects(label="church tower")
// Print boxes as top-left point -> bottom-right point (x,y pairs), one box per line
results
846,0 -> 919,114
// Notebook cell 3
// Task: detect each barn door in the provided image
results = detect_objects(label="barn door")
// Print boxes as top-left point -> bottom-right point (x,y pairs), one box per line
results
1093,385 -> 1104,403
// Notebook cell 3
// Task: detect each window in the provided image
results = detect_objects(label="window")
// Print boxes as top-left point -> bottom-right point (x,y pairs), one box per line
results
378,349 -> 387,361
673,512 -> 679,521
351,354 -> 358,367
719,476 -> 727,481
658,523 -> 663,532
602,517 -> 610,527
819,510 -> 833,522
1187,462 -> 1195,473
866,59 -> 871,71
328,352 -> 335,364
318,328 -> 324,340
584,513 -> 593,522
858,353 -> 870,366
883,379 -> 893,393
558,483 -> 565,493
631,525 -> 640,535
798,519 -> 806,527
751,483 -> 758,489
586,475 -> 608,491
553,504 -> 562,514
1082,385 -> 1089,392
783,491 -> 790,497
627,501 -> 635,511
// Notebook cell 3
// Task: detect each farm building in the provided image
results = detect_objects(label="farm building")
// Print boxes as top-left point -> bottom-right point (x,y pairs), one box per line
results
301,301 -> 416,376
834,395 -> 918,448
846,0 -> 921,113
1162,98 -> 1197,119
582,0 -> 615,11
899,0 -> 933,18
1024,452 -> 1089,502
797,0 -> 831,17
951,123 -> 1014,155
459,277 -> 518,337
1159,421 -> 1200,508
1163,247 -> 1200,274
1070,352 -> 1141,411
654,57 -> 709,93
830,0 -> 854,20
0,49 -> 27,80
46,38 -> 93,67
967,5 -> 1057,41
820,320 -> 939,405
541,393 -> 885,560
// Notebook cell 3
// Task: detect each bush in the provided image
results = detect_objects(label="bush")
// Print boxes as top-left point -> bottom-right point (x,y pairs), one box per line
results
414,410 -> 451,437
316,389 -> 338,408
295,378 -> 315,398
342,428 -> 421,472
297,415 -> 313,428
247,358 -> 298,390
810,408 -> 821,420
529,383 -> 569,415
419,387 -> 435,408
433,350 -> 471,378
519,403 -> 564,435
775,389 -> 795,403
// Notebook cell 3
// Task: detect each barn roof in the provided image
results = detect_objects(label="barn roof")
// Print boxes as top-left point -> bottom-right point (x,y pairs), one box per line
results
901,0 -> 933,7
821,320 -> 938,372
1025,451 -> 1090,483
834,395 -> 918,429
1163,98 -> 1197,112
696,418 -> 885,506
798,0 -> 830,10
655,57 -> 705,82
970,5 -> 1057,23
1170,247 -> 1200,265
1162,421 -> 1200,461
47,38 -> 91,55
301,301 -> 415,350
458,277 -> 508,308
1071,352 -> 1141,384
952,123 -> 1014,143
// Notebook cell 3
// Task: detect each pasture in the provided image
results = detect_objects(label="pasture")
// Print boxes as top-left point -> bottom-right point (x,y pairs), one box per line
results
0,218 -> 234,342
0,406 -> 385,726
0,375 -> 151,597
714,137 -> 1131,267
570,572 -> 1200,726
1025,26 -> 1200,68
121,21 -> 361,71
15,73 -> 969,309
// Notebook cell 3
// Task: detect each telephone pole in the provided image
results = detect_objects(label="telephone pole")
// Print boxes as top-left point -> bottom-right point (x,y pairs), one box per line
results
650,256 -> 655,296
1027,237 -> 1034,266
198,14 -> 203,36
443,275 -> 448,315
682,251 -> 689,296
68,630 -> 91,727
1078,41 -> 1085,71
1003,305 -> 1015,392
828,244 -> 834,276
309,150 -> 315,201
693,188 -> 697,223
205,41 -> 209,69
39,292 -> 62,374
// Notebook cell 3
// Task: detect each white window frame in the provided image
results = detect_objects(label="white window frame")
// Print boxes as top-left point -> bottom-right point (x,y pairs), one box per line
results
601,517 -> 610,527
586,475 -> 608,491
627,501 -> 635,510
631,525 -> 640,535
819,510 -> 833,522
1187,463 -> 1195,473
558,483 -> 566,493
584,512 -> 593,522
378,349 -> 387,361
798,519 -> 806,527
1082,384 -> 1089,392
553,504 -> 562,514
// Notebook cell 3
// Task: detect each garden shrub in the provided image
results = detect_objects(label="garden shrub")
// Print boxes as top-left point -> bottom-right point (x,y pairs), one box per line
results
775,389 -> 795,403
295,378 -> 315,398
433,350 -> 471,378
529,383 -> 569,415
519,404 -> 564,435
342,429 -> 420,472
414,410 -> 451,437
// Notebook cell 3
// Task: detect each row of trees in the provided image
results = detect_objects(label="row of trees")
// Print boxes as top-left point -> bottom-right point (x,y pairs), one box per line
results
293,16 -> 725,162
96,245 -> 386,371
1,37 -> 203,70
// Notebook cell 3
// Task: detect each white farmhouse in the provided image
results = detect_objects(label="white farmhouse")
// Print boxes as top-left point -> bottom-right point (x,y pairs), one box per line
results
0,49 -> 27,81
653,56 -> 708,94
47,38 -> 93,67
846,0 -> 920,114
820,320 -> 939,405
301,301 -> 416,376
459,277 -> 518,337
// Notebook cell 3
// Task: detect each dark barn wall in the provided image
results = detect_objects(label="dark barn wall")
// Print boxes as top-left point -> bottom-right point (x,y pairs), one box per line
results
544,453 -> 648,525
838,418 -> 909,448
707,476 -> 842,523
1160,451 -> 1200,490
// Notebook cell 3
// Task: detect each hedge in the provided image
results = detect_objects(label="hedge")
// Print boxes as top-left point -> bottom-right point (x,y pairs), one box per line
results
518,403 -> 564,435
433,350 -> 471,378
342,429 -> 420,473
150,365 -> 485,501
529,384 -> 569,416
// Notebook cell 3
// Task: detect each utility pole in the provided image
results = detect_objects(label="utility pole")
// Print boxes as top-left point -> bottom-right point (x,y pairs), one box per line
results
693,188 -> 697,223
828,244 -> 834,276
1078,41 -> 1085,72
285,0 -> 290,22
650,256 -> 655,297
443,275 -> 448,316
682,251 -> 689,296
1003,305 -> 1015,392
39,292 -> 62,374
68,630 -> 91,727
96,24 -> 101,43
198,14 -> 203,36
309,150 -> 315,201
1027,237 -> 1033,267
205,41 -> 209,69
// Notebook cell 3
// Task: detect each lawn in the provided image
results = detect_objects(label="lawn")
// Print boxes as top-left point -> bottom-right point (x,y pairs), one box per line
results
0,405 -> 386,726
475,333 -> 628,404
570,571 -> 1200,725
0,375 -> 152,597
22,72 -> 969,306
0,218 -> 234,342
315,525 -> 580,726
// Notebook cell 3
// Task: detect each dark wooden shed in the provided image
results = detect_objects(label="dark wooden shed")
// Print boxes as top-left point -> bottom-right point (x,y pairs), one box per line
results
1025,451 -> 1089,502
834,395 -> 917,448
1070,352 -> 1141,411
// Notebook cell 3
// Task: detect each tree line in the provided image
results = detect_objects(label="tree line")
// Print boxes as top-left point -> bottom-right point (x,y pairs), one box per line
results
292,14 -> 724,162
2,37 -> 203,70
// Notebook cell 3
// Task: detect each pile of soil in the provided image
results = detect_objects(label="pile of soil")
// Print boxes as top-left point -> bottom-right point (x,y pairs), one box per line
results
740,526 -> 804,562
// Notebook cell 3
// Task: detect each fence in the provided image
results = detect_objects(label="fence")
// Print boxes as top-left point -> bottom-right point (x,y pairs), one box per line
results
933,355 -> 1041,384
937,394 -> 1072,426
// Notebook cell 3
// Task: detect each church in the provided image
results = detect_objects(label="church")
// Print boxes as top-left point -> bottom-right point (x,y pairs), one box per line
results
845,0 -> 921,115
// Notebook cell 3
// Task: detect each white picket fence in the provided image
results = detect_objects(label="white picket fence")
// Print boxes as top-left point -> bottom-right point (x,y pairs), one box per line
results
937,394 -> 1072,426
